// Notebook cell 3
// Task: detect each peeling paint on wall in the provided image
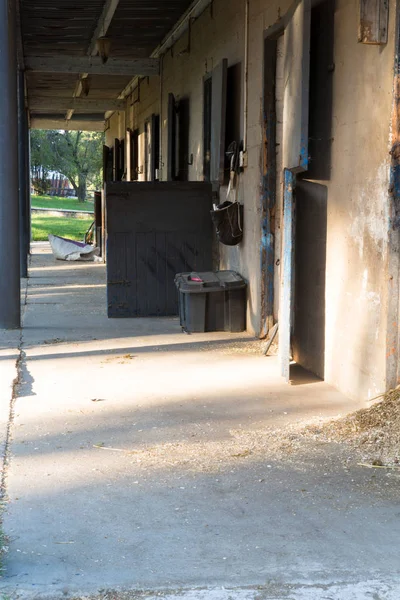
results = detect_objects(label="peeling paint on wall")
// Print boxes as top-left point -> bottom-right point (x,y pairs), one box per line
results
349,161 -> 390,260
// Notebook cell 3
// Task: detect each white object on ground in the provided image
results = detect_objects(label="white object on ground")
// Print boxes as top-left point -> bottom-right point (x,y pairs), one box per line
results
48,234 -> 101,262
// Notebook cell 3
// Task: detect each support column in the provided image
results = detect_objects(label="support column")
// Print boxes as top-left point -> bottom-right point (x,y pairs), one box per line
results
18,70 -> 29,278
26,127 -> 31,260
0,0 -> 20,328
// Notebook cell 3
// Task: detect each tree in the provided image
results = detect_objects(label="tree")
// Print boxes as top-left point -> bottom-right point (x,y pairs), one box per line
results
30,130 -> 104,202
30,130 -> 53,194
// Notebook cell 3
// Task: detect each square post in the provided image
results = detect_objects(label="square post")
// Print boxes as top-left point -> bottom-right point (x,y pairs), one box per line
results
0,0 -> 20,328
18,70 -> 29,278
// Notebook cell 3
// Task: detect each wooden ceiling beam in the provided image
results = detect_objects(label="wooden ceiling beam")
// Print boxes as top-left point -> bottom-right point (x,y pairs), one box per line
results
88,0 -> 120,56
66,0 -> 121,120
30,117 -> 105,132
25,56 -> 160,77
29,96 -> 125,112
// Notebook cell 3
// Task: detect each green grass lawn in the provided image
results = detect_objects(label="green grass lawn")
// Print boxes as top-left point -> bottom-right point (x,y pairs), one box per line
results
31,194 -> 94,212
32,214 -> 94,242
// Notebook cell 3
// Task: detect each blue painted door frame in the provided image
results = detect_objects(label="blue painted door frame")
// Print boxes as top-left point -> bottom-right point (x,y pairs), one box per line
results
280,169 -> 296,381
278,0 -> 311,382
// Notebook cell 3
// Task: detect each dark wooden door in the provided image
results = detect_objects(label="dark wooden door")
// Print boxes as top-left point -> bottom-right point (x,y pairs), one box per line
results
106,182 -> 213,318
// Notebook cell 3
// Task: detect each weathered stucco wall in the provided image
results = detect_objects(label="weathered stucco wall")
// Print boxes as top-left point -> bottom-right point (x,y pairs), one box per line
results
320,0 -> 395,400
105,0 -> 397,401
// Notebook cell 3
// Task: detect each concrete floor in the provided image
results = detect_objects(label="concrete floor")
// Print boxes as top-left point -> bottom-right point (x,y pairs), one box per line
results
0,244 -> 400,599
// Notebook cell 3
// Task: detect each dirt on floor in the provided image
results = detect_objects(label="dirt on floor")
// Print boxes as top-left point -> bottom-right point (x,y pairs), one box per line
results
305,386 -> 400,467
88,387 -> 400,475
27,390 -> 400,600
239,385 -> 400,469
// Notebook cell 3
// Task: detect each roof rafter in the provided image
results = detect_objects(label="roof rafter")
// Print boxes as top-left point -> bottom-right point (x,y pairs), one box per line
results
66,0 -> 121,121
26,56 -> 160,77
87,0 -> 120,56
30,117 -> 105,132
29,96 -> 126,112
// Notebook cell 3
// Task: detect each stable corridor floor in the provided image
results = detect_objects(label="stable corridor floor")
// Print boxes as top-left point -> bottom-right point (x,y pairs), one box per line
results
0,243 -> 399,599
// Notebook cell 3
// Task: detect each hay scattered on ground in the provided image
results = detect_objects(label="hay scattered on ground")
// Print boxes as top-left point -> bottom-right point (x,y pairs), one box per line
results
305,387 -> 400,466
91,416 -> 328,474
244,386 -> 400,467
199,339 -> 265,355
91,388 -> 400,472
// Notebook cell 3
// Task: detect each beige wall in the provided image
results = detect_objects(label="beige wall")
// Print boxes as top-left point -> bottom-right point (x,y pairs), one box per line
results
321,0 -> 396,399
105,0 -> 397,401
105,110 -> 125,146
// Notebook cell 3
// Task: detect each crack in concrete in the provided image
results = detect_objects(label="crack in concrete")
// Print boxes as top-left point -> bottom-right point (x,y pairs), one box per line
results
0,261 -> 30,505
0,260 -> 31,569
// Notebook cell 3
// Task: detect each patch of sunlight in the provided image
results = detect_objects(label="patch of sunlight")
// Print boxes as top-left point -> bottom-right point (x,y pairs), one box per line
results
30,284 -> 106,291
29,263 -> 104,272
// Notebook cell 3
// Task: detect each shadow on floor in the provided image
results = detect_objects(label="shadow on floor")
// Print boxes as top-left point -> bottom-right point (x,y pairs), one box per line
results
289,363 -> 323,386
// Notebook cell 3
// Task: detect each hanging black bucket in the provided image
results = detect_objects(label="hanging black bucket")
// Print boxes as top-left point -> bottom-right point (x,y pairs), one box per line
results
211,200 -> 243,246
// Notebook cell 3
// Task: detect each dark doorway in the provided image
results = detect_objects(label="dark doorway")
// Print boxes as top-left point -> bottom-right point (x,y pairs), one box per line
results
144,114 -> 160,181
261,34 -> 279,336
145,120 -> 152,181
167,93 -> 176,181
112,138 -> 124,182
103,145 -> 113,184
307,0 -> 335,181
210,59 -> 228,185
291,0 -> 334,379
292,180 -> 327,379
112,138 -> 119,181
176,97 -> 190,181
130,129 -> 139,181
224,63 -> 242,185
153,114 -> 160,180
203,76 -> 212,182
119,139 -> 125,181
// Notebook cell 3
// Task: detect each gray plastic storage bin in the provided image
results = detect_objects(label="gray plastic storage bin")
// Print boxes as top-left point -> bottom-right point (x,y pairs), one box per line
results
175,271 -> 246,333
